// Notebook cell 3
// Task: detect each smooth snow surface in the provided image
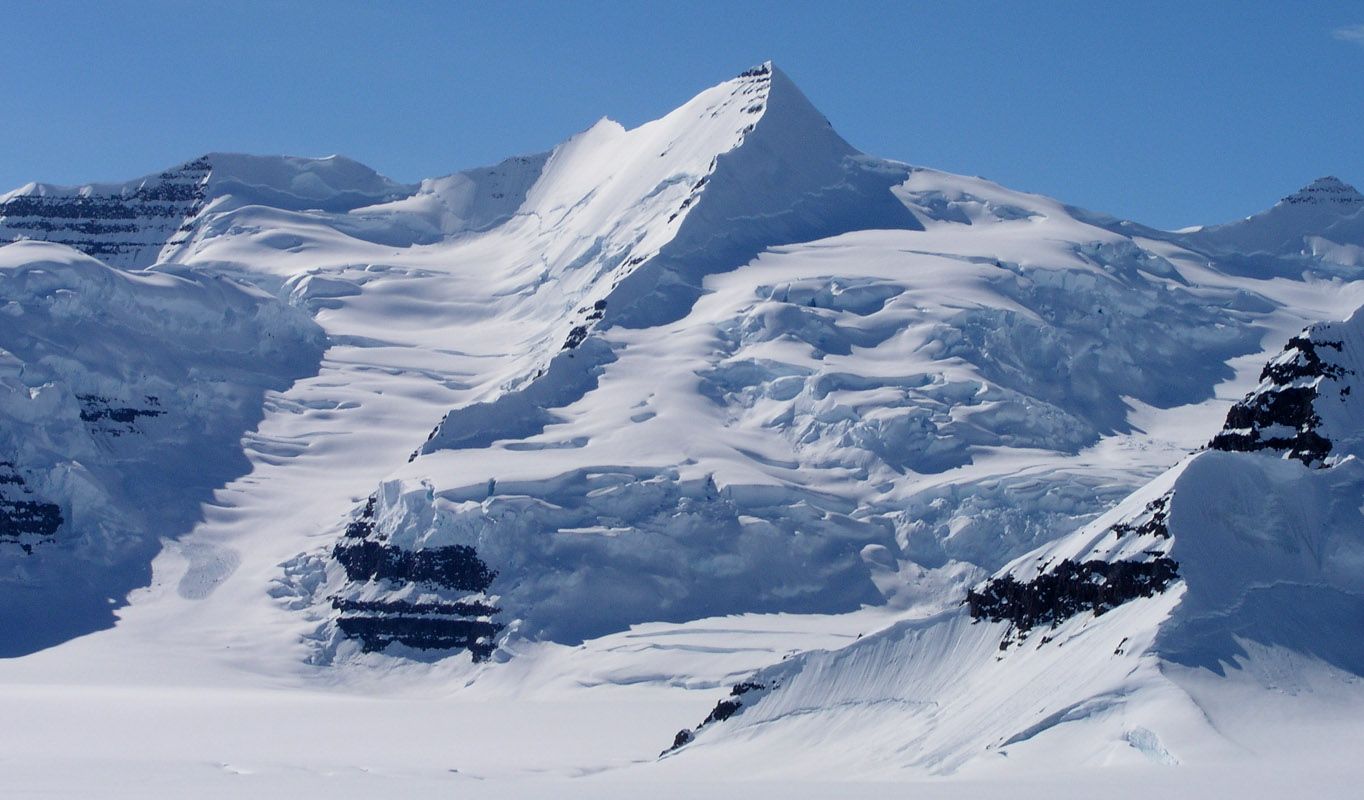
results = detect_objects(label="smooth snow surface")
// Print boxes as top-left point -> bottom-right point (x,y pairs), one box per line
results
2,63 -> 1363,797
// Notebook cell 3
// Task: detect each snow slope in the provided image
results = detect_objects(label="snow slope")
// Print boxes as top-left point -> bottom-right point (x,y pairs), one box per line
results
0,63 -> 1362,796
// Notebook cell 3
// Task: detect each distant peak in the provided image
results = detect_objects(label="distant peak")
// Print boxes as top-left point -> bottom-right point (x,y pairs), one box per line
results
1279,175 -> 1364,208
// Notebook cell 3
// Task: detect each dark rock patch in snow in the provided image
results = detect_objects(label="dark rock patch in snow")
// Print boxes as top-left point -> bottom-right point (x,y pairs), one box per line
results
328,494 -> 504,660
1111,494 -> 1172,540
664,680 -> 771,755
0,461 -> 63,553
967,557 -> 1179,636
1209,324 -> 1356,466
0,158 -> 210,268
334,614 -> 500,660
76,394 -> 164,436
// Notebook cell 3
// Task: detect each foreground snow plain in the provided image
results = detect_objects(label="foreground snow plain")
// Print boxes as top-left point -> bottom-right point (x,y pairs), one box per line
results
2,63 -> 1364,796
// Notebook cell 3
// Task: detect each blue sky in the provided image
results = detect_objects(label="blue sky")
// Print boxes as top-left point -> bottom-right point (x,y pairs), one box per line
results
2,1 -> 1361,229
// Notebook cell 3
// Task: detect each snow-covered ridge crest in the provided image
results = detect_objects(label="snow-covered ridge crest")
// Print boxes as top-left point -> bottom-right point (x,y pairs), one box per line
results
1279,175 -> 1364,208
0,153 -> 415,269
416,62 -> 920,453
604,61 -> 922,328
315,62 -> 927,656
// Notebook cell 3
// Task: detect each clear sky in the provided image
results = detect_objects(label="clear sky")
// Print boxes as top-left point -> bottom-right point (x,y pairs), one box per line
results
2,0 -> 1361,229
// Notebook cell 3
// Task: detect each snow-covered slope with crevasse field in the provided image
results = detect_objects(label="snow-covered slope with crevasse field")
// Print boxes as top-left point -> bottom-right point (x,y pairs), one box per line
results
661,304 -> 1364,779
0,62 -> 1363,796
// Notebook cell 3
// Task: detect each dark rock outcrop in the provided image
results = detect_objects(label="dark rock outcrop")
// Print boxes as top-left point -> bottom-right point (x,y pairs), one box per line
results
328,494 -> 503,660
76,394 -> 164,436
1209,330 -> 1354,466
0,461 -> 63,553
966,557 -> 1179,636
0,159 -> 210,267
665,680 -> 770,755
1110,494 -> 1171,540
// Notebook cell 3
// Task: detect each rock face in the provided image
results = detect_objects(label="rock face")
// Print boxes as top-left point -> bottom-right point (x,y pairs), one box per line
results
329,495 -> 503,660
1209,306 -> 1363,465
966,491 -> 1177,638
665,681 -> 772,756
0,158 -> 210,268
0,461 -> 63,554
966,556 -> 1179,637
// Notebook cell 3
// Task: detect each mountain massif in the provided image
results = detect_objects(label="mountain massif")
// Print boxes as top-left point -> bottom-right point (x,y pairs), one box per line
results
2,63 -> 1362,796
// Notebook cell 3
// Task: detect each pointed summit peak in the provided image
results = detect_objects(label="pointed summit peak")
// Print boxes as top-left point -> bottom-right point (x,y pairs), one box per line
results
1279,175 -> 1364,208
736,60 -> 773,78
714,60 -> 842,152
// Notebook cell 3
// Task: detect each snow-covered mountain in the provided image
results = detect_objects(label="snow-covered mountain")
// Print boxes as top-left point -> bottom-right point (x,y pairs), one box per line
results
1,63 -> 1362,796
1188,175 -> 1364,261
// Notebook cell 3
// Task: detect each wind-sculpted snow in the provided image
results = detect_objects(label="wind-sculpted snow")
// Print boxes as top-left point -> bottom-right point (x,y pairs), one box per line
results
346,153 -> 550,245
0,241 -> 323,654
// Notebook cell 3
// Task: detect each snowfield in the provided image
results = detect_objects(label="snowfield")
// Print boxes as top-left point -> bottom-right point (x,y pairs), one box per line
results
2,63 -> 1363,797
